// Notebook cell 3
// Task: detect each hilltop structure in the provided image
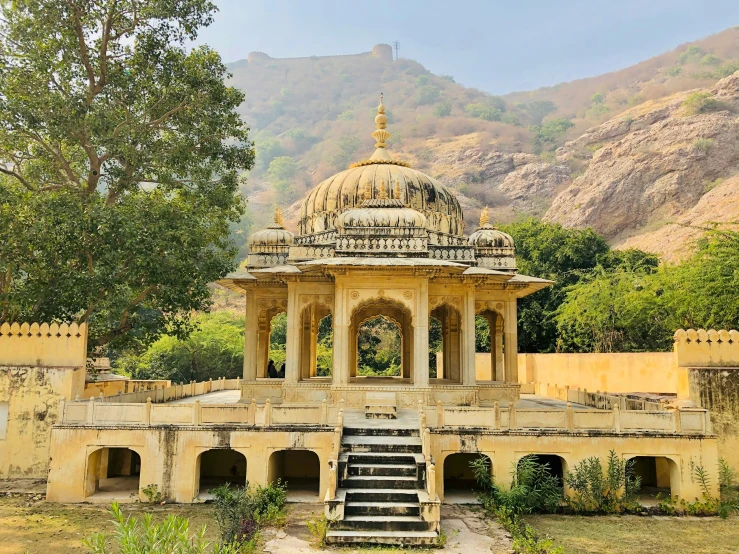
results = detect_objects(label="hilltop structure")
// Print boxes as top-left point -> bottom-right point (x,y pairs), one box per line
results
0,96 -> 732,547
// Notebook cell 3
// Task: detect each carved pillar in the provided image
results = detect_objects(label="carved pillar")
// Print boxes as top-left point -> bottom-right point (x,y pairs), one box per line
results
285,282 -> 300,383
461,287 -> 476,385
332,281 -> 349,385
310,305 -> 319,377
299,307 -> 312,380
504,299 -> 518,384
494,316 -> 504,381
243,292 -> 258,380
257,317 -> 270,379
413,280 -> 429,388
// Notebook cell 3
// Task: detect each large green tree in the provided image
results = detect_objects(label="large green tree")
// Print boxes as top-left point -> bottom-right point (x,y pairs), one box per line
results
0,0 -> 254,350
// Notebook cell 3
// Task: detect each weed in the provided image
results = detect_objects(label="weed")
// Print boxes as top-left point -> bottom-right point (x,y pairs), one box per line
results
141,483 -> 163,504
306,513 -> 332,548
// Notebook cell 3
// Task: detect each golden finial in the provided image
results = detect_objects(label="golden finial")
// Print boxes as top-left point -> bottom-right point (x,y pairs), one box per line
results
379,177 -> 388,200
362,178 -> 372,200
393,178 -> 401,201
479,206 -> 490,227
274,205 -> 284,227
371,93 -> 391,149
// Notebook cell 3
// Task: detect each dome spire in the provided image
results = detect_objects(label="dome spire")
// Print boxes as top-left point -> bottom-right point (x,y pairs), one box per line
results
379,177 -> 389,200
274,205 -> 284,227
479,206 -> 490,227
372,93 -> 390,149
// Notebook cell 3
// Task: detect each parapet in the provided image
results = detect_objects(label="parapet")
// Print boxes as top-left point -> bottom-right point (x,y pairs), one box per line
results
0,322 -> 88,367
674,329 -> 739,368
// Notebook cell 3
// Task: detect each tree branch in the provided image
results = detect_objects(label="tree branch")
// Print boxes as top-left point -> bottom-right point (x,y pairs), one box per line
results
0,165 -> 34,191
67,0 -> 98,102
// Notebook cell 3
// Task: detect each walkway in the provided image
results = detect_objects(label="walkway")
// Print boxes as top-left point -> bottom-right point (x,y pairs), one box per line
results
517,394 -> 590,409
165,389 -> 241,404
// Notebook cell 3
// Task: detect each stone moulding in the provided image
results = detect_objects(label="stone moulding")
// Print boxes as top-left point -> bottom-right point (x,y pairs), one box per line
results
0,322 -> 88,367
674,328 -> 739,367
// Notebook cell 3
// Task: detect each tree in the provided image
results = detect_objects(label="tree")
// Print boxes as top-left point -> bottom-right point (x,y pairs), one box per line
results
500,219 -> 611,353
519,100 -> 556,125
0,0 -> 253,351
266,156 -> 298,197
433,101 -> 452,117
529,118 -> 574,152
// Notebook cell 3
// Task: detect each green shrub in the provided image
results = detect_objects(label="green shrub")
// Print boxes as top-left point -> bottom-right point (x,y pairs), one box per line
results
471,454 -> 563,515
565,450 -> 640,513
682,92 -> 726,115
693,137 -> 714,153
83,502 -> 240,553
667,66 -> 682,77
493,506 -> 563,554
212,481 -> 286,546
306,514 -> 332,548
415,85 -> 441,105
433,101 -> 452,117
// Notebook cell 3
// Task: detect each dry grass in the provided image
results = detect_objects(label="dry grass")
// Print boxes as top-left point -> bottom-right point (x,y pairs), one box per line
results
526,514 -> 739,554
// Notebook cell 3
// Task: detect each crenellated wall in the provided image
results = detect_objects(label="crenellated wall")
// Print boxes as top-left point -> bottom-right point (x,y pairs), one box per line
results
0,322 -> 87,478
673,328 -> 739,367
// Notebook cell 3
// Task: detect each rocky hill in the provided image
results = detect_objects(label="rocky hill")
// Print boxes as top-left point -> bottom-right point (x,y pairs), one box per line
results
227,28 -> 739,260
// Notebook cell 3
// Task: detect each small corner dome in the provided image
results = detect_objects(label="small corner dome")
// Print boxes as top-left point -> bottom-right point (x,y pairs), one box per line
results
468,226 -> 514,249
247,207 -> 294,250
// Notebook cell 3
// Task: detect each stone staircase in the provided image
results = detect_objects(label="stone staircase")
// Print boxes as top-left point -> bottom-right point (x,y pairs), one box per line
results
325,414 -> 439,546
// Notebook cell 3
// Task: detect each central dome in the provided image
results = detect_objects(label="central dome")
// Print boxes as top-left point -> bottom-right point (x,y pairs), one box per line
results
298,96 -> 464,239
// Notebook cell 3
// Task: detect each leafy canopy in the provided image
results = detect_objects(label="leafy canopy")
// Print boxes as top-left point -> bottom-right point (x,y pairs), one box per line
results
0,0 -> 254,350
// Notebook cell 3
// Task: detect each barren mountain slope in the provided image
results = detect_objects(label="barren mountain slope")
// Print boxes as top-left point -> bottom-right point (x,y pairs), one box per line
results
545,72 -> 739,248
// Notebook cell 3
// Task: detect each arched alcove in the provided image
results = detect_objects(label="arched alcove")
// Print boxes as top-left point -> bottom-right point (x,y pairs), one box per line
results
443,452 -> 491,503
196,449 -> 247,498
299,304 -> 333,380
268,449 -> 320,501
85,447 -> 141,499
630,456 -> 678,502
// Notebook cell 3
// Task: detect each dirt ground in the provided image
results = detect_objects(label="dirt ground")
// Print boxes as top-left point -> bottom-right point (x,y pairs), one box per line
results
0,494 -> 513,554
526,514 -> 739,554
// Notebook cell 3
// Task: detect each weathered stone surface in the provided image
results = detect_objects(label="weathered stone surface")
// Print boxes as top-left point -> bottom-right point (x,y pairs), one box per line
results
546,72 -> 739,241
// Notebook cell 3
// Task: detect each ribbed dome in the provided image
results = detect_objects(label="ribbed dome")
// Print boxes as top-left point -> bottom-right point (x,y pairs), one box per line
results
247,207 -> 294,252
468,225 -> 515,249
337,205 -> 427,230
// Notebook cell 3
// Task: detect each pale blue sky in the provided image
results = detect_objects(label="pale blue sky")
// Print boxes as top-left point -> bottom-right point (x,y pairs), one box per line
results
196,0 -> 739,94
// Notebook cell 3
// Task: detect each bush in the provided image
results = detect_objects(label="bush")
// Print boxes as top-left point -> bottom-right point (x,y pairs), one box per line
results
433,101 -> 452,117
693,137 -> 714,153
212,481 -> 286,546
565,450 -> 640,513
682,92 -> 726,115
415,84 -> 441,105
472,454 -> 563,515
83,502 -> 240,553
307,514 -> 332,548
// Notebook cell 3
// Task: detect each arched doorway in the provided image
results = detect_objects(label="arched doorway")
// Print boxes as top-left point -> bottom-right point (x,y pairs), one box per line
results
630,456 -> 677,502
85,447 -> 141,499
196,449 -> 247,498
268,449 -> 320,501
475,310 -> 504,381
299,304 -> 333,380
520,454 -> 566,486
430,304 -> 462,383
349,298 -> 413,382
259,310 -> 286,378
443,452 -> 491,503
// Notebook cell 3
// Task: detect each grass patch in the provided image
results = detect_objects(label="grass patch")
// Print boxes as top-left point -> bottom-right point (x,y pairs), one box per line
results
525,514 -> 739,554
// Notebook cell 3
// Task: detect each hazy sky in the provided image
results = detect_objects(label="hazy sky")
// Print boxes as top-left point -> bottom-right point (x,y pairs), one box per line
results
196,0 -> 739,94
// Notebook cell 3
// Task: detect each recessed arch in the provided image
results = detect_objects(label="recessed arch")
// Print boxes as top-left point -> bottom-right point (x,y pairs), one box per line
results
475,309 -> 505,381
430,303 -> 462,383
628,455 -> 679,501
268,449 -> 320,501
299,302 -> 333,380
443,452 -> 491,503
84,447 -> 142,500
196,448 -> 247,498
517,454 -> 567,486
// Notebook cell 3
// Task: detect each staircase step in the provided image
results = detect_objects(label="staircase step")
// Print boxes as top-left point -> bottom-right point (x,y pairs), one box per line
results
325,530 -> 439,546
344,452 -> 422,465
337,515 -> 433,532
345,502 -> 420,516
342,475 -> 417,489
345,488 -> 419,503
343,426 -> 419,437
348,463 -> 417,477
342,435 -> 422,453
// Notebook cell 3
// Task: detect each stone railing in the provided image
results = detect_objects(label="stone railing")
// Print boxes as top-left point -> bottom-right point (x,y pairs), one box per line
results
419,401 -> 437,500
58,396 -> 337,428
534,383 -> 667,411
99,377 -> 240,404
326,403 -> 344,502
674,328 -> 739,367
436,403 -> 711,435
0,322 -> 87,367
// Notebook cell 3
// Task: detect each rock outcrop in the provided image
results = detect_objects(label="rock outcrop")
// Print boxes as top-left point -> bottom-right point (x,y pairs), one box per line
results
545,72 -> 739,241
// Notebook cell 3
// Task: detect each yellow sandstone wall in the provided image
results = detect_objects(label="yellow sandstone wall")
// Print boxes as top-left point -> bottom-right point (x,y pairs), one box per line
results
0,323 -> 87,478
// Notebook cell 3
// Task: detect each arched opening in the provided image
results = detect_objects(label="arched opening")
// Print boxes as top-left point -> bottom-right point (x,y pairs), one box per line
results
631,456 -> 677,502
443,452 -> 491,503
268,449 -> 320,502
350,299 -> 413,382
430,304 -> 462,383
259,310 -> 286,378
85,447 -> 141,499
299,305 -> 333,380
429,316 -> 442,378
196,449 -> 247,498
475,310 -> 504,381
520,454 -> 566,486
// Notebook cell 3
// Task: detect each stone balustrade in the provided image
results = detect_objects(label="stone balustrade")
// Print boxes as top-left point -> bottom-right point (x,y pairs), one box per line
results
102,377 -> 240,404
532,382 -> 667,411
436,403 -> 711,435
